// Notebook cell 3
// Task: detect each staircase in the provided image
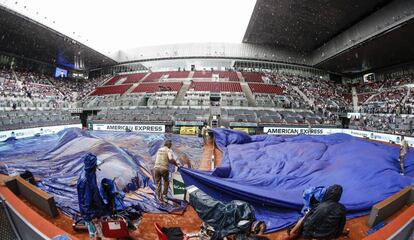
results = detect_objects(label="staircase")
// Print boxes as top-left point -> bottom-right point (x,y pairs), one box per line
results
138,72 -> 151,83
363,92 -> 380,105
236,72 -> 245,82
363,85 -> 392,105
352,87 -> 359,112
11,70 -> 20,82
173,81 -> 191,105
240,82 -> 257,107
188,71 -> 195,79
11,70 -> 24,88
292,86 -> 313,106
124,83 -> 139,95
402,87 -> 411,104
85,97 -> 99,108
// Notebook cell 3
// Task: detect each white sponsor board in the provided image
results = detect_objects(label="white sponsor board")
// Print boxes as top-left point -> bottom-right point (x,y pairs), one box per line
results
264,127 -> 414,147
264,127 -> 342,136
0,124 -> 82,142
93,123 -> 165,133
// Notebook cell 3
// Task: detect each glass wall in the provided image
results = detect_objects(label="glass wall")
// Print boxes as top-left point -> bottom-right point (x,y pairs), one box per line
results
90,58 -> 330,79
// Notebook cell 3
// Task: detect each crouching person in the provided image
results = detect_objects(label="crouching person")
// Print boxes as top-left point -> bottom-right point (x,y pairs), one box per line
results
77,153 -> 107,239
286,184 -> 348,240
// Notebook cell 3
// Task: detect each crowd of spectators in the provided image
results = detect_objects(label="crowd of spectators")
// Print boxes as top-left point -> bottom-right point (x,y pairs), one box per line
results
357,73 -> 413,114
0,68 -> 109,109
50,75 -> 108,101
350,114 -> 414,136
2,66 -> 414,135
1,68 -> 62,100
265,72 -> 351,111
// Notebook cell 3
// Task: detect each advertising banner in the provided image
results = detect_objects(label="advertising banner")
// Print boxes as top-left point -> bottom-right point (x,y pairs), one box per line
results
0,124 -> 82,142
233,128 -> 250,134
264,127 -> 414,147
179,126 -> 197,135
93,123 -> 165,133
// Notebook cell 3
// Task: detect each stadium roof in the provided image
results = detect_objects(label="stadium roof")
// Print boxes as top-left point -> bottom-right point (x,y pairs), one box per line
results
316,18 -> 414,74
1,0 -> 414,75
243,0 -> 392,52
0,4 -> 116,70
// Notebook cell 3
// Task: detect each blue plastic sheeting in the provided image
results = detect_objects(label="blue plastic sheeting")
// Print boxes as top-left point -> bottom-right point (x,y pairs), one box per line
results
0,128 -> 203,218
179,129 -> 414,233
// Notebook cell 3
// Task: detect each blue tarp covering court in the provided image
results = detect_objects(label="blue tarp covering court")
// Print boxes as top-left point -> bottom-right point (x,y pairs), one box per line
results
0,128 -> 203,218
179,129 -> 414,233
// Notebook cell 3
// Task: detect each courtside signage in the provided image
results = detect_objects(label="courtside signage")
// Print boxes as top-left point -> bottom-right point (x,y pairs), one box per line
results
0,124 -> 82,142
94,123 -> 165,133
264,127 -> 332,135
264,127 -> 414,147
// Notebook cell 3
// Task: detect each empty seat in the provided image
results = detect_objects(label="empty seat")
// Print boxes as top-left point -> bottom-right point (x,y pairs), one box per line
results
132,82 -> 182,93
190,82 -> 242,92
242,72 -> 263,82
89,85 -> 132,96
249,83 -> 284,95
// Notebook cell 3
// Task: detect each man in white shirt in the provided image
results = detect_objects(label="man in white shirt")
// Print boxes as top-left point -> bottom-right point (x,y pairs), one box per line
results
154,140 -> 178,203
201,124 -> 210,145
399,136 -> 409,175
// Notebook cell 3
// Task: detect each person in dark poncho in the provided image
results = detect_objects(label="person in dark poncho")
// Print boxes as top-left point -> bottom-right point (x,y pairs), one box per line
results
286,184 -> 348,240
77,153 -> 108,239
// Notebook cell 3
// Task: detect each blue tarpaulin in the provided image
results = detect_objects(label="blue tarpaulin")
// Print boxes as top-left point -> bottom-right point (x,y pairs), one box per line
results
179,129 -> 414,233
0,128 -> 203,218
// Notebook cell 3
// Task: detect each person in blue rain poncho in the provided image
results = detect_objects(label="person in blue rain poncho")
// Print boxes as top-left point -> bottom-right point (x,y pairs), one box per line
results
77,153 -> 108,239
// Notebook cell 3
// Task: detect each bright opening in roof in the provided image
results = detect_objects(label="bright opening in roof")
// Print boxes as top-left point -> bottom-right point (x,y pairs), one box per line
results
1,0 -> 257,56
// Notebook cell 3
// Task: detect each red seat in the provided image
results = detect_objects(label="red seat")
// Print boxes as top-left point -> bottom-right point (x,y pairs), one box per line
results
144,72 -> 165,82
105,73 -> 147,85
248,83 -> 284,95
165,71 -> 190,79
89,84 -> 132,96
123,73 -> 148,84
242,72 -> 263,82
190,82 -> 242,92
104,75 -> 124,86
193,71 -> 213,78
132,82 -> 182,93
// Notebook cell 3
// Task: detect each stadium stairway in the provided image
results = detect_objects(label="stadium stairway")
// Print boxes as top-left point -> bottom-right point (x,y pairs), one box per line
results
124,83 -> 139,95
101,75 -> 117,86
293,86 -> 314,106
11,69 -> 20,83
236,71 -> 245,82
363,92 -> 381,105
352,86 -> 359,111
139,72 -> 151,83
240,82 -> 257,107
402,87 -> 411,104
188,71 -> 195,79
173,80 -> 191,105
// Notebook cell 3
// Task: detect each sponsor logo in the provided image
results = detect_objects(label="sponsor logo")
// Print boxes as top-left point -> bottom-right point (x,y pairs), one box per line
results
95,124 -> 165,133
172,179 -> 186,195
265,127 -> 324,135
0,124 -> 82,142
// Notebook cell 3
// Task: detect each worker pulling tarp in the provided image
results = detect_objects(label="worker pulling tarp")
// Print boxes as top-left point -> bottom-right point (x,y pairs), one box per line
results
0,128 -> 203,218
179,128 -> 414,233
